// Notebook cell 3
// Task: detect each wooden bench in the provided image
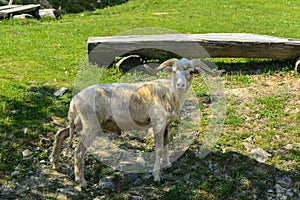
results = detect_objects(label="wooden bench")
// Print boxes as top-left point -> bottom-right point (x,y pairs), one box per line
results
88,33 -> 300,68
0,5 -> 21,11
0,4 -> 40,19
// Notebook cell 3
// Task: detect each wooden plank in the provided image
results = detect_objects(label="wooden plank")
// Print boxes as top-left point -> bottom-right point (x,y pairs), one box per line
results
0,4 -> 40,17
0,5 -> 22,11
88,33 -> 300,67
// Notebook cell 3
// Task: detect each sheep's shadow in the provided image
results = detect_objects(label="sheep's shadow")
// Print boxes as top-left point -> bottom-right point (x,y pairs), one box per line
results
161,150 -> 299,200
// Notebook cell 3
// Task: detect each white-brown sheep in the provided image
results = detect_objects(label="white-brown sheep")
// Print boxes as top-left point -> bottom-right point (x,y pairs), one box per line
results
50,58 -> 221,188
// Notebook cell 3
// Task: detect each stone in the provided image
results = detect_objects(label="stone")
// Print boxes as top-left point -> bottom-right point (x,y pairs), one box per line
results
22,149 -> 32,157
129,195 -> 143,200
11,171 -> 20,177
284,144 -> 293,150
267,189 -> 274,193
249,147 -> 271,163
99,177 -> 115,190
277,176 -> 293,188
13,14 -> 34,19
53,87 -> 68,97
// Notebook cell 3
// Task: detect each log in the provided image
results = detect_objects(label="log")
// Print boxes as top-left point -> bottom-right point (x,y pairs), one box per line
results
88,33 -> 300,67
0,4 -> 40,18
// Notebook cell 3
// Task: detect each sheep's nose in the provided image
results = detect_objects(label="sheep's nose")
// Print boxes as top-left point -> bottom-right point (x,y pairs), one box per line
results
176,82 -> 185,89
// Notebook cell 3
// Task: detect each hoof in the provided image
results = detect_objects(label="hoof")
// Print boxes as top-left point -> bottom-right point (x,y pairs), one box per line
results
162,162 -> 172,169
51,162 -> 59,170
76,177 -> 88,188
80,180 -> 88,188
153,170 -> 162,182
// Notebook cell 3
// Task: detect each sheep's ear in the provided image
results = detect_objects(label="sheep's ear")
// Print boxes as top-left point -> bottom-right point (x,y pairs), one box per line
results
163,66 -> 173,73
191,67 -> 205,74
191,59 -> 225,76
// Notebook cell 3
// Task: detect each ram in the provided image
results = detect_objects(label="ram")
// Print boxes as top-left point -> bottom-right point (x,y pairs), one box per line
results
50,58 -> 221,188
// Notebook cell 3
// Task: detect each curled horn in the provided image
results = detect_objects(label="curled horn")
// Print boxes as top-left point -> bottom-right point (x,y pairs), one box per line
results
143,58 -> 179,75
191,59 -> 225,77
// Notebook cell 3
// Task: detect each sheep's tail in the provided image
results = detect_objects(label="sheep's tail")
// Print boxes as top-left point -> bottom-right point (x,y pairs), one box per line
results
67,101 -> 76,151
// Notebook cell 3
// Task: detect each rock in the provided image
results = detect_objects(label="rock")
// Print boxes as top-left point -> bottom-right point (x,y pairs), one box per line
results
249,147 -> 271,163
39,9 -> 61,19
129,195 -> 143,200
94,196 -> 107,200
53,87 -> 68,97
277,176 -> 293,188
124,173 -> 139,183
242,141 -> 255,152
99,177 -> 115,191
284,144 -> 293,150
287,191 -> 294,197
39,160 -> 46,164
22,149 -> 32,157
11,171 -> 20,178
142,172 -> 152,180
13,14 -> 34,19
267,189 -> 274,193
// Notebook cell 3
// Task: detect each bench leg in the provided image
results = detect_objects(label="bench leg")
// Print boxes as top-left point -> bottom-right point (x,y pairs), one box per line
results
295,58 -> 300,78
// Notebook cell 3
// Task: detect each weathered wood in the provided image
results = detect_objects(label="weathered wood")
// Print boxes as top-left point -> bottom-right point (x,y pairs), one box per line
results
0,5 -> 21,11
0,4 -> 40,18
88,33 -> 300,67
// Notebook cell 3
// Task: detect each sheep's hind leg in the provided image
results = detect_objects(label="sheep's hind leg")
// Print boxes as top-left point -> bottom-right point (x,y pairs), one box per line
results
74,121 -> 98,188
74,141 -> 87,188
50,127 -> 70,170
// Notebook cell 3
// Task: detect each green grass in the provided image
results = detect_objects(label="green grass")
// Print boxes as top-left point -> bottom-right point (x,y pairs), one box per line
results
0,0 -> 300,199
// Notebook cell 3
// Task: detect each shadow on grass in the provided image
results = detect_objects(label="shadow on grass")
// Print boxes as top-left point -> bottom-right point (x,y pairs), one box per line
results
215,59 -> 295,75
0,85 -> 70,179
160,150 -> 299,200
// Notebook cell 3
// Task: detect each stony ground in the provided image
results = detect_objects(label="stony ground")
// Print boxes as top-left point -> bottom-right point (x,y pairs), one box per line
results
1,62 -> 299,200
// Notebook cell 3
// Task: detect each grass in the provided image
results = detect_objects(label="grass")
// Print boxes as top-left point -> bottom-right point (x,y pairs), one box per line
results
0,0 -> 300,199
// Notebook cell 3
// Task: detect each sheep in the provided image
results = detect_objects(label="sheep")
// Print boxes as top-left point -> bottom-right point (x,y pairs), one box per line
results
50,58 -> 222,188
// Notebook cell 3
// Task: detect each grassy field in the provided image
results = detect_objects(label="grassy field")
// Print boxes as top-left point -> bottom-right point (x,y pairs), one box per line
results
0,0 -> 300,199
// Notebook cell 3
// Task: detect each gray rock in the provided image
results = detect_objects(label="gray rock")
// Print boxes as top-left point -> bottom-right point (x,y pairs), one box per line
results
53,87 -> 68,97
124,173 -> 139,183
99,177 -> 115,190
249,147 -> 271,163
284,144 -> 293,150
267,189 -> 274,193
130,195 -> 143,200
22,149 -> 32,157
277,176 -> 293,188
11,171 -> 20,178
13,14 -> 34,19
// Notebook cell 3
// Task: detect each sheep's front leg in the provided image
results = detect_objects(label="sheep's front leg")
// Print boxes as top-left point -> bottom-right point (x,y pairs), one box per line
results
50,127 -> 70,170
151,105 -> 167,182
162,129 -> 171,169
153,131 -> 164,182
74,141 -> 87,188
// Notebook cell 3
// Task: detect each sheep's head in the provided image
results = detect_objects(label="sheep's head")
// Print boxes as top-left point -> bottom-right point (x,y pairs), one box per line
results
164,58 -> 195,91
144,58 -> 223,91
